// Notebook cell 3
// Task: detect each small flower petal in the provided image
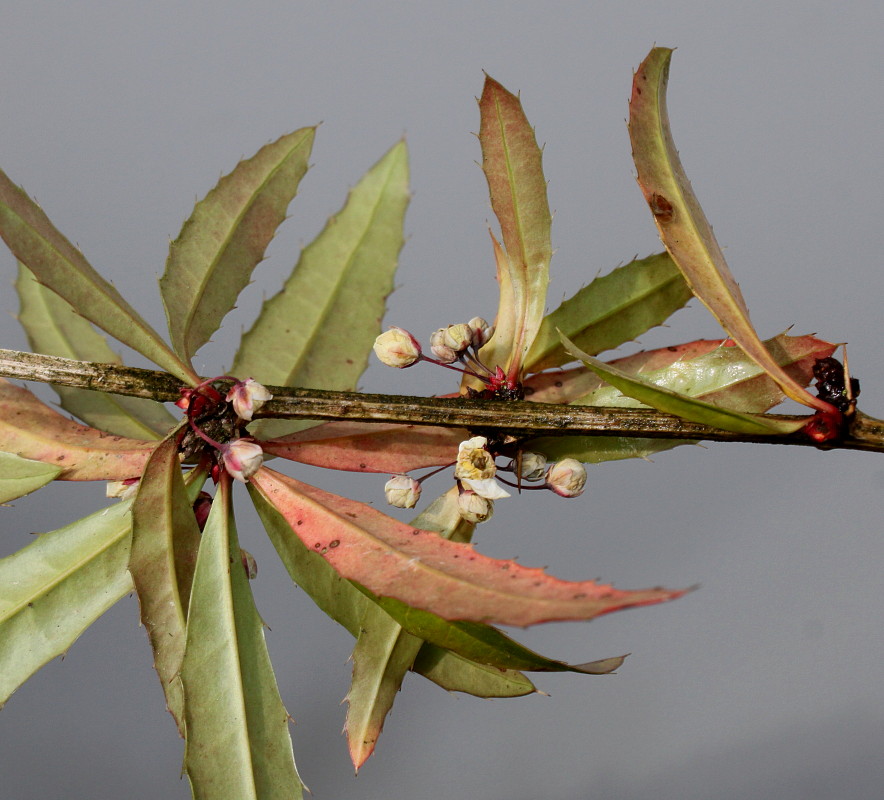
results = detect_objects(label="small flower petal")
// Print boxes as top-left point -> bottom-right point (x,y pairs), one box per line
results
462,477 -> 510,500
430,328 -> 459,363
222,439 -> 264,483
384,475 -> 422,508
467,316 -> 494,348
514,452 -> 547,482
226,378 -> 273,421
457,490 -> 494,524
545,458 -> 587,498
373,326 -> 422,368
454,436 -> 496,481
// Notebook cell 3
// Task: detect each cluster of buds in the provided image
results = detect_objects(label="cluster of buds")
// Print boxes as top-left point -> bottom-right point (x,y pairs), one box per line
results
175,376 -> 272,483
384,435 -> 588,523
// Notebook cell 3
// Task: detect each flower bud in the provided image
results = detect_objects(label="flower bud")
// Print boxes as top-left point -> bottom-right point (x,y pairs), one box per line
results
373,326 -> 422,368
545,458 -> 587,498
384,475 -> 422,509
457,490 -> 494,524
467,316 -> 494,348
429,328 -> 458,363
226,378 -> 272,421
221,439 -> 264,483
454,436 -> 496,481
514,452 -> 547,482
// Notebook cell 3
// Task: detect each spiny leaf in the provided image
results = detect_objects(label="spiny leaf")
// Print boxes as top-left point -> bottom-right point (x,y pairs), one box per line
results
251,467 -> 685,627
0,451 -> 61,503
477,76 -> 552,381
560,333 -> 807,435
232,141 -> 409,439
130,431 -> 203,734
249,483 -> 533,698
628,48 -> 833,415
344,488 -> 474,771
181,479 -> 302,800
0,499 -> 133,707
161,127 -> 315,364
0,169 -> 195,384
525,252 -> 692,373
16,262 -> 177,439
261,421 -> 465,474
0,379 -> 155,480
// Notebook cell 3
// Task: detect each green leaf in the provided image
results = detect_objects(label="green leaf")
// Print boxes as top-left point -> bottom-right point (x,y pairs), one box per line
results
628,48 -> 831,413
181,479 -> 302,800
560,333 -> 806,435
130,430 -> 203,734
344,488 -> 473,771
0,169 -> 195,384
232,140 -> 409,439
0,451 -> 61,503
251,467 -> 685,627
15,262 -> 177,439
0,379 -> 155,481
161,127 -> 315,365
248,484 -> 541,698
0,499 -> 134,707
525,252 -> 692,373
411,647 -> 535,697
477,76 -> 552,381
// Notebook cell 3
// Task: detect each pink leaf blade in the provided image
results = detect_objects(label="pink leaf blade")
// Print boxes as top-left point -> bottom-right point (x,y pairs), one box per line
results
250,467 -> 686,627
0,379 -> 155,480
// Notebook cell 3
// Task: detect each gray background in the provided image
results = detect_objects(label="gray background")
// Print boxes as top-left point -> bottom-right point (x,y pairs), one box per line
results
2,2 -> 884,799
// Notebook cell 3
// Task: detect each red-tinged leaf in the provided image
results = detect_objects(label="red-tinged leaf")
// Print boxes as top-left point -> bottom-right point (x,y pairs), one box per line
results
478,76 -> 552,381
0,169 -> 196,385
560,333 -> 807,435
250,467 -> 686,627
0,379 -> 155,480
130,430 -> 203,734
249,482 -> 534,698
628,48 -> 834,416
161,128 -> 315,364
261,422 -> 465,473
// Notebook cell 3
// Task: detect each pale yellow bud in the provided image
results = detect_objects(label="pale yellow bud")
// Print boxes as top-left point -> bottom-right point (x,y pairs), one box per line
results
545,458 -> 587,498
384,475 -> 422,509
373,327 -> 422,368
457,490 -> 494,524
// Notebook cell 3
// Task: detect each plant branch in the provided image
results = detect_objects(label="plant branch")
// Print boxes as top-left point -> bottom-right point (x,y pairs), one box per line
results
2,348 -> 882,453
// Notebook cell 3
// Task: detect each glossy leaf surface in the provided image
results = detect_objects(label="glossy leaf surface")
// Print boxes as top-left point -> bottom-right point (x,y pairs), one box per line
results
0,379 -> 155,480
181,480 -> 301,800
0,169 -> 194,384
161,128 -> 315,364
16,263 -> 176,439
561,334 -> 806,435
526,252 -> 692,373
0,500 -> 133,707
251,467 -> 685,626
628,48 -> 831,414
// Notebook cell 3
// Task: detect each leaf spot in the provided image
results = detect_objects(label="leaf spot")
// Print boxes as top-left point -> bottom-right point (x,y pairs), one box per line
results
649,193 -> 674,223
329,539 -> 340,548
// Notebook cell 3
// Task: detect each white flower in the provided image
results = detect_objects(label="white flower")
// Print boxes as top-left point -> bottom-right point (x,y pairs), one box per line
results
457,490 -> 494,523
461,477 -> 510,499
226,378 -> 272,421
545,458 -> 587,498
221,439 -> 264,483
515,452 -> 547,482
384,475 -> 422,508
454,436 -> 496,481
467,316 -> 494,348
373,326 -> 422,368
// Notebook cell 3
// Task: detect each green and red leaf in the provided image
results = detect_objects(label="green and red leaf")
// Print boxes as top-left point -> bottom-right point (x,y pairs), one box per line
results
250,467 -> 685,627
